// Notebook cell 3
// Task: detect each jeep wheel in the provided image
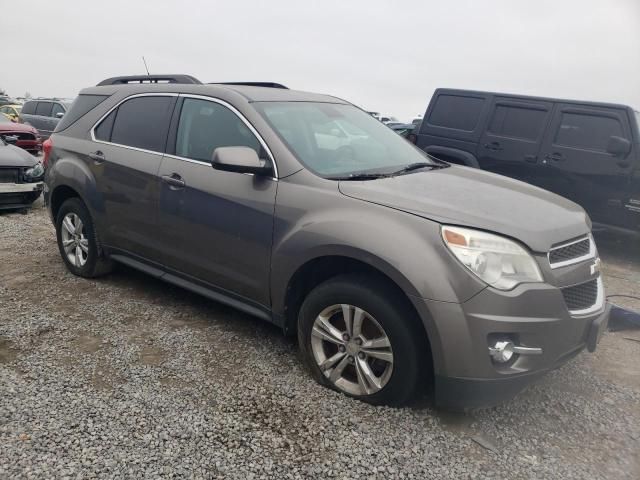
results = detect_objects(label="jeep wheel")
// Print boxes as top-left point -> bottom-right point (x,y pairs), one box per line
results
298,274 -> 422,406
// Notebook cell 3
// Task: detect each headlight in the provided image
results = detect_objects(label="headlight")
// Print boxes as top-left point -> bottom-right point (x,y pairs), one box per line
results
25,162 -> 45,180
441,226 -> 543,290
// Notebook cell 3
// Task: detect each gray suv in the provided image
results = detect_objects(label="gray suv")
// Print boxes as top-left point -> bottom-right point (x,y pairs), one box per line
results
19,99 -> 72,139
43,75 -> 609,409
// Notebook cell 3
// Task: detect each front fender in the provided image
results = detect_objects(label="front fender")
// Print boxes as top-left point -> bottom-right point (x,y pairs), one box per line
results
270,180 -> 486,315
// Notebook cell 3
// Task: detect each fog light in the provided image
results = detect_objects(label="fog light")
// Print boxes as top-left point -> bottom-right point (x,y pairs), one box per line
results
489,340 -> 515,363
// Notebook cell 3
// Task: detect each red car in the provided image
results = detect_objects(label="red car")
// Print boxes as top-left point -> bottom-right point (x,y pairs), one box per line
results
0,114 -> 41,155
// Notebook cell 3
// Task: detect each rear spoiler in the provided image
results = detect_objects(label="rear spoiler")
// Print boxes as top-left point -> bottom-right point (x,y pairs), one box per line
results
97,75 -> 202,86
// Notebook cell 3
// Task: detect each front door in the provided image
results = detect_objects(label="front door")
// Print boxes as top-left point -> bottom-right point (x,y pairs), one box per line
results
157,96 -> 277,306
537,104 -> 635,229
476,97 -> 552,187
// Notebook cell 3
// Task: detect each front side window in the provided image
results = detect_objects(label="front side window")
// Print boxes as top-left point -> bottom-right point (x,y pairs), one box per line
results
554,112 -> 624,152
255,102 -> 435,177
51,103 -> 65,118
175,98 -> 261,162
107,96 -> 175,151
35,102 -> 53,117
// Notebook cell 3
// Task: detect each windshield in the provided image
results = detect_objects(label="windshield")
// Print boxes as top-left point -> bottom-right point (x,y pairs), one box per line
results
254,102 -> 436,177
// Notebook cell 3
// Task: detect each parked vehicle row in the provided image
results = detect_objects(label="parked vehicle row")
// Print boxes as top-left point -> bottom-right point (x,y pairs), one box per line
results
43,75 -> 608,409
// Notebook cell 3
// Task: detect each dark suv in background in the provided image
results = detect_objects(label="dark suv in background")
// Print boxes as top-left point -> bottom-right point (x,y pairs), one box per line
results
43,75 -> 608,409
414,89 -> 640,234
19,98 -> 73,140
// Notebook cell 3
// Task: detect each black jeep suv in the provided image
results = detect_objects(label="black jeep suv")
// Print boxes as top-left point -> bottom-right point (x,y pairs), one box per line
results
414,89 -> 640,235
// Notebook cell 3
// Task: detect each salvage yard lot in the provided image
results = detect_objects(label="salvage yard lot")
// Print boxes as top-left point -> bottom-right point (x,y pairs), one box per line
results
1,202 -> 639,479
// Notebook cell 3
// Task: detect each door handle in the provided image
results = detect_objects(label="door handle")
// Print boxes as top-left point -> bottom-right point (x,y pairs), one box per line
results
88,151 -> 105,164
161,174 -> 186,189
545,152 -> 564,161
483,142 -> 503,151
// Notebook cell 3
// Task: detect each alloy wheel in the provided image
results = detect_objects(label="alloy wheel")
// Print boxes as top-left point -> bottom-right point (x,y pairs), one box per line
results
310,304 -> 394,396
60,212 -> 89,267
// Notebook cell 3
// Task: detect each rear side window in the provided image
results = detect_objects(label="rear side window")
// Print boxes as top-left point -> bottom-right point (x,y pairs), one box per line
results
56,95 -> 108,132
428,94 -> 485,131
554,112 -> 624,152
35,102 -> 53,117
108,96 -> 175,152
175,98 -> 261,162
488,105 -> 548,141
21,101 -> 36,114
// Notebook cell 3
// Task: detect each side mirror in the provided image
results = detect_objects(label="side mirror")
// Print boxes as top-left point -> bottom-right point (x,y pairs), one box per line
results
211,146 -> 271,175
606,136 -> 631,156
3,135 -> 18,144
55,112 -> 65,119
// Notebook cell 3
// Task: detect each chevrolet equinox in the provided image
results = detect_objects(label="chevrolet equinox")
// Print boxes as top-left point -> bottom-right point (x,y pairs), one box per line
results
43,75 -> 610,408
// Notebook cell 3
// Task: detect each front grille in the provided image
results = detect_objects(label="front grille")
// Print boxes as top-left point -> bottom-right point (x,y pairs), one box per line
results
561,279 -> 599,313
10,132 -> 37,141
548,235 -> 593,268
0,168 -> 20,183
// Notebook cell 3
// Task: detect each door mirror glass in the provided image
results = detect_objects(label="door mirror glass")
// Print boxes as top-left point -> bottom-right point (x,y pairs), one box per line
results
606,135 -> 631,156
211,146 -> 270,175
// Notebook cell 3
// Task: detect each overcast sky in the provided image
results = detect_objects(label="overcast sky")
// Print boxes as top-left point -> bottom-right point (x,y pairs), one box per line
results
1,0 -> 639,121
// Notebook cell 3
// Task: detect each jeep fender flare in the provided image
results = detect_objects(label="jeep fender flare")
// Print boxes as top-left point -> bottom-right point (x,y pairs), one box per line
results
425,146 -> 479,168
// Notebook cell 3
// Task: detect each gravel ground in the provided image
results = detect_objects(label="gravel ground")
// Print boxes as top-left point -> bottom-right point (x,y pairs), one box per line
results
1,201 -> 639,479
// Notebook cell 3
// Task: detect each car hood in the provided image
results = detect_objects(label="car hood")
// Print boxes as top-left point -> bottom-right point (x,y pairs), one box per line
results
338,165 -> 590,253
0,143 -> 38,167
0,122 -> 37,134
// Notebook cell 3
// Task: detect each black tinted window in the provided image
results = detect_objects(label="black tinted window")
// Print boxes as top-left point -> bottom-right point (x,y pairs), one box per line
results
56,95 -> 107,132
94,109 -> 116,141
176,98 -> 260,162
35,102 -> 53,117
428,94 -> 484,131
554,112 -> 624,151
110,96 -> 175,151
488,105 -> 548,141
21,101 -> 36,114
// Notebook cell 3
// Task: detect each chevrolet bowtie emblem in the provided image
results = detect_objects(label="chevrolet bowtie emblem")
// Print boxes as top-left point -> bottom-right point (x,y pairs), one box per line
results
590,258 -> 601,276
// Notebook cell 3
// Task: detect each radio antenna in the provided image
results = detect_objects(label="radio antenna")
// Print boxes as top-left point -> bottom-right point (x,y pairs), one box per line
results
142,56 -> 151,77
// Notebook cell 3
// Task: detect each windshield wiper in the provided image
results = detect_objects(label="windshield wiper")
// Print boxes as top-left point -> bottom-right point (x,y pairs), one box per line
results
391,162 -> 448,175
329,172 -> 392,181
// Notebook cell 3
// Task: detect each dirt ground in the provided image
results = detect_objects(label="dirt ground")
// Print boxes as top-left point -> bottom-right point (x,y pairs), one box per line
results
1,199 -> 639,479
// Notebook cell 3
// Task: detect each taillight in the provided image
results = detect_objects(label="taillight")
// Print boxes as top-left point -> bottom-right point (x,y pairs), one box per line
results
42,138 -> 53,167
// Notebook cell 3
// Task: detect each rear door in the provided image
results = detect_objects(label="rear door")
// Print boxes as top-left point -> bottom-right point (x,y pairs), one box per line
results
91,94 -> 177,259
476,97 -> 552,185
538,104 -> 635,228
157,96 -> 277,306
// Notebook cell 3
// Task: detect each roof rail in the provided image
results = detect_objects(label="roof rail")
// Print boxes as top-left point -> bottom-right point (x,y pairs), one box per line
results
211,82 -> 289,89
97,75 -> 202,86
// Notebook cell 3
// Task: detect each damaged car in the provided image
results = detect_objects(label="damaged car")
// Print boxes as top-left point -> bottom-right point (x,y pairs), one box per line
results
0,133 -> 44,210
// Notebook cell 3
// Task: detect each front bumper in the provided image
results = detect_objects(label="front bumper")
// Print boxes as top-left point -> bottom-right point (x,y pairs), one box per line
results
0,181 -> 44,194
410,279 -> 610,409
0,181 -> 43,209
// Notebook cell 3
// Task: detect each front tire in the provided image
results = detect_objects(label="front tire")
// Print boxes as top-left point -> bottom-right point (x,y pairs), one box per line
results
55,198 -> 113,278
298,274 -> 424,406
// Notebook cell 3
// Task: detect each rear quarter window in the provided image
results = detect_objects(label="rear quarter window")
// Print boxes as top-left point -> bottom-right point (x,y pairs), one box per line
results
428,94 -> 485,131
21,101 -> 36,115
55,95 -> 108,132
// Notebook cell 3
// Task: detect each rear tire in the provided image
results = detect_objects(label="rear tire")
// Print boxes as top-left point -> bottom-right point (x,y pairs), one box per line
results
298,274 -> 424,406
55,198 -> 113,278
